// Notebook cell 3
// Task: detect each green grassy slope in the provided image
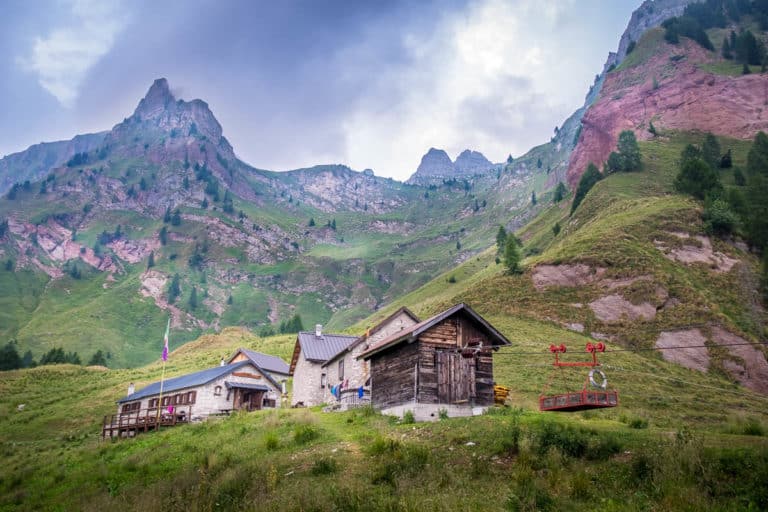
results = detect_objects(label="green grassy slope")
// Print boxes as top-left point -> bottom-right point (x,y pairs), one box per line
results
1,325 -> 767,511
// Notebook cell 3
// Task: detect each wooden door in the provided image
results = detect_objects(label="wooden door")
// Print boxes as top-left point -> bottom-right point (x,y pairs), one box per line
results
437,352 -> 475,404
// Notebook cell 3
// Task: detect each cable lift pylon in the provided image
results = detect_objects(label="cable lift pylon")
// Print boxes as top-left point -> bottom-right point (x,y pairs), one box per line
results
539,342 -> 619,412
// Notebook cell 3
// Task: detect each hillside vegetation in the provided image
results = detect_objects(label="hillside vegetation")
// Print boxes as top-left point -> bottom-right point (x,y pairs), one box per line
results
2,127 -> 768,510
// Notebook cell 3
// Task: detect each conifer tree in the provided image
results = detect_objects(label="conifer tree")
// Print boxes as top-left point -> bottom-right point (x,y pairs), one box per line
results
571,163 -> 602,215
504,235 -> 523,274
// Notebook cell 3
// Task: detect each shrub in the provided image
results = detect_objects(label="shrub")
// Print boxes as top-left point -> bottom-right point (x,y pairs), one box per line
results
402,410 -> 415,424
263,432 -> 279,450
293,424 -> 320,445
628,417 -> 649,429
702,198 -> 739,236
310,457 -> 338,476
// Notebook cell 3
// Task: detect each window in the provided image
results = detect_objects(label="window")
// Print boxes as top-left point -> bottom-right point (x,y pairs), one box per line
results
121,402 -> 140,413
214,386 -> 222,396
161,396 -> 171,407
148,398 -> 158,409
320,373 -> 327,389
338,359 -> 344,381
187,391 -> 197,404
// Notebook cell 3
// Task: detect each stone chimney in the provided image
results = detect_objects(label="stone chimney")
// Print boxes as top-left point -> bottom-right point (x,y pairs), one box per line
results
127,382 -> 135,396
315,324 -> 322,337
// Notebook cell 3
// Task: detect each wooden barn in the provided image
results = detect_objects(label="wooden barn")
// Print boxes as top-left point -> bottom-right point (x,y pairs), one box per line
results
358,303 -> 510,420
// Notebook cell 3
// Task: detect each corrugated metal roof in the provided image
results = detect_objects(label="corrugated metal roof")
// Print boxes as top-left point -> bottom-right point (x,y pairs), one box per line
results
118,361 -> 251,403
297,331 -> 358,363
237,349 -> 290,375
359,303 -> 511,359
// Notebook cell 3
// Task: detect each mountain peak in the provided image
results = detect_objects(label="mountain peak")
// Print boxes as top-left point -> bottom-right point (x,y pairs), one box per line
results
134,78 -> 176,119
454,149 -> 492,174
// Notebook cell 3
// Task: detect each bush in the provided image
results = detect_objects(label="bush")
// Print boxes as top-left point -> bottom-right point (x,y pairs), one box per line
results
293,424 -> 320,445
263,432 -> 279,450
310,457 -> 339,476
674,157 -> 722,200
402,410 -> 415,424
703,198 -> 739,236
628,417 -> 649,429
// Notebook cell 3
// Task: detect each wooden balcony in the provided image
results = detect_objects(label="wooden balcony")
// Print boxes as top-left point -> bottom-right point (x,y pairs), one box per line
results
102,406 -> 192,440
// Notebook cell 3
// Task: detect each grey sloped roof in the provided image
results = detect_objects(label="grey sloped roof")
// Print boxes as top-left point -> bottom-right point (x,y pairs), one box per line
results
118,361 -> 251,403
235,348 -> 290,375
297,331 -> 358,363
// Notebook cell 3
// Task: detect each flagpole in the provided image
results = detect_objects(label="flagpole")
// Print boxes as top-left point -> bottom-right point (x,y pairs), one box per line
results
156,359 -> 166,427
155,317 -> 171,428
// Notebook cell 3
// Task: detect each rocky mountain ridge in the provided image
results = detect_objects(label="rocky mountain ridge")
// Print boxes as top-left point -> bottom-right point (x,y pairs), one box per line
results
406,147 -> 494,185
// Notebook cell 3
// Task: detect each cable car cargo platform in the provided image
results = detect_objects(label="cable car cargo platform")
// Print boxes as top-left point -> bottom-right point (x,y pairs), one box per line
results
539,389 -> 619,412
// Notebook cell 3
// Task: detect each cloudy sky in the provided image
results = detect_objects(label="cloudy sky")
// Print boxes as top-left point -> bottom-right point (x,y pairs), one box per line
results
1,0 -> 639,181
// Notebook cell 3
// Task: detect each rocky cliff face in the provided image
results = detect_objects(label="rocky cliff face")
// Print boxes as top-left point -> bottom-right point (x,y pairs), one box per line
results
407,147 -> 493,184
0,132 -> 106,195
454,149 -> 493,175
603,0 -> 699,72
568,33 -> 768,188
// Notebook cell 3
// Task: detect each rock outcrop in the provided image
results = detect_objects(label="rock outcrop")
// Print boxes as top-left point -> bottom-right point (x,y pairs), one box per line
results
568,35 -> 768,188
407,147 -> 493,184
453,150 -> 493,175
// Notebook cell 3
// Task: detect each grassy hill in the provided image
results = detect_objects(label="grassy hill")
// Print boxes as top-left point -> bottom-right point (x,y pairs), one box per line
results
2,128 -> 768,510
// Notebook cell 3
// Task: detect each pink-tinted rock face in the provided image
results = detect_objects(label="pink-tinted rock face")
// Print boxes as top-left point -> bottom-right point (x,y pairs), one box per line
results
567,36 -> 768,189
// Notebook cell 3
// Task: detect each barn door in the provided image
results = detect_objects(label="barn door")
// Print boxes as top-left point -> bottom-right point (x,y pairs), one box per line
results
437,352 -> 476,404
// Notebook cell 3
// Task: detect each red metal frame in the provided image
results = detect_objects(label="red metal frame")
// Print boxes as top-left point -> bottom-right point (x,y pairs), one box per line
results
539,342 -> 619,412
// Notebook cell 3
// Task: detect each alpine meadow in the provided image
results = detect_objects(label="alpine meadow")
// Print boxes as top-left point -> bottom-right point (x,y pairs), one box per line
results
2,1 -> 768,511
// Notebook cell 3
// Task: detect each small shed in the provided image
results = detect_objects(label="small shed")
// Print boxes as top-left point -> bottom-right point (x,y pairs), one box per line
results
358,303 -> 510,420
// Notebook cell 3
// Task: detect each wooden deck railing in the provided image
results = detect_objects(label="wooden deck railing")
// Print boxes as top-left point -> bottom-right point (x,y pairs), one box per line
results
102,405 -> 192,440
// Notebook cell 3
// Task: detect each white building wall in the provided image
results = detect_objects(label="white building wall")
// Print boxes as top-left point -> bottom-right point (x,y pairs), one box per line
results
117,363 -> 281,418
290,354 -> 326,407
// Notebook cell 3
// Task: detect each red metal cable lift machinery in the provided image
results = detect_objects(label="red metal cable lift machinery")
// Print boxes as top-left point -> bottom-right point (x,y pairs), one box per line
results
539,342 -> 619,412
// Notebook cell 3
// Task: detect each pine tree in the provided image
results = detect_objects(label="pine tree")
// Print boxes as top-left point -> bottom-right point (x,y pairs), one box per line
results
163,207 -> 171,223
496,225 -> 507,253
571,163 -> 603,215
171,209 -> 182,226
616,130 -> 642,171
308,217 -> 315,227
531,191 -> 537,205
702,132 -> 722,170
168,273 -> 181,303
189,286 -> 198,310
503,235 -> 523,274
147,251 -> 155,269
722,37 -> 733,59
88,350 -> 107,366
552,222 -> 561,236
674,157 -> 722,200
553,182 -> 567,202
159,226 -> 168,245
0,341 -> 21,371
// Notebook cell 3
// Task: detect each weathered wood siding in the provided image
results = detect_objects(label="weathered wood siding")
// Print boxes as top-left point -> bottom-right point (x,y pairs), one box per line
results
371,341 -> 419,409
323,309 -> 419,404
415,314 -> 494,406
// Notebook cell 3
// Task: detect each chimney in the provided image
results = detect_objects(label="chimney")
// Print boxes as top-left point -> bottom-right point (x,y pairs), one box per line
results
315,324 -> 322,337
127,382 -> 135,396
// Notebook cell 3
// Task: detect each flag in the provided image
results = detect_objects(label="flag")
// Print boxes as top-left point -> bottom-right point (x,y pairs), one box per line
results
162,318 -> 170,362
